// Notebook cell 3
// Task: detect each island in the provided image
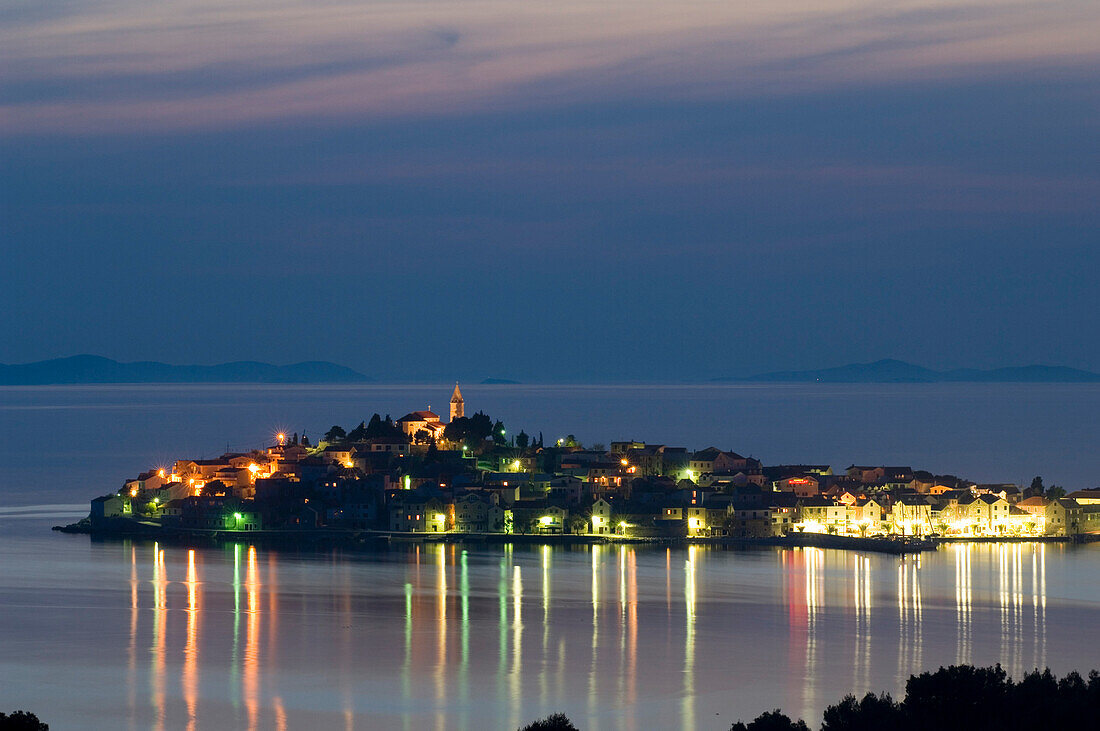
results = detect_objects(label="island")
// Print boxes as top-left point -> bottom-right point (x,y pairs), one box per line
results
70,385 -> 1100,551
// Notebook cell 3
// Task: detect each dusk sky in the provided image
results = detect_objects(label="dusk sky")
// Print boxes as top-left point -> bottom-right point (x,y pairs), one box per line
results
3,0 -> 1098,381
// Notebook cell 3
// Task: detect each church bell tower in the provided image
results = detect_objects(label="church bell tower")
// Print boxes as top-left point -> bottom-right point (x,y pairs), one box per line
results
450,383 -> 464,422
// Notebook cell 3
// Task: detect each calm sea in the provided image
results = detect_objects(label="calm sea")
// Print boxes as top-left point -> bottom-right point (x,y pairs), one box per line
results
0,383 -> 1098,729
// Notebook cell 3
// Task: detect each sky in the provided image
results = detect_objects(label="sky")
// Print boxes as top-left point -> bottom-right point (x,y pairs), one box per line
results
2,0 -> 1098,382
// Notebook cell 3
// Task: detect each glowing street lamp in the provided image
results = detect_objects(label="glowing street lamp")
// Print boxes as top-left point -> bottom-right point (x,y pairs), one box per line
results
276,433 -> 286,446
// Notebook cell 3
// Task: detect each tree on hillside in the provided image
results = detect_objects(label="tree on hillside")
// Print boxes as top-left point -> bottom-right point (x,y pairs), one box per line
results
347,421 -> 368,442
516,430 -> 530,449
1047,484 -> 1066,499
443,417 -> 471,444
1030,476 -> 1045,493
324,425 -> 347,443
363,413 -> 402,440
492,420 -> 507,446
444,411 -> 496,445
469,411 -> 493,440
365,414 -> 385,438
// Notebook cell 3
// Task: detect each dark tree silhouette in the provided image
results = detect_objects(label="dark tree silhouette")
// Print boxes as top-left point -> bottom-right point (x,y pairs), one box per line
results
517,713 -> 579,731
444,411 -> 496,445
729,709 -> 809,731
362,414 -> 402,440
821,693 -> 901,731
323,425 -> 347,443
0,711 -> 48,731
736,664 -> 1100,731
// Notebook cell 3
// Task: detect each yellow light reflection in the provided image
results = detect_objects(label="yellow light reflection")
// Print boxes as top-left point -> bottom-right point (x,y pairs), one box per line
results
435,545 -> 447,731
626,548 -> 638,726
588,544 -> 601,722
955,543 -> 972,665
274,696 -> 287,731
541,545 -> 551,708
184,549 -> 199,731
460,550 -> 470,724
245,545 -> 260,730
510,564 -> 523,728
852,555 -> 872,693
897,557 -> 922,685
151,543 -> 167,731
127,543 -> 137,727
683,545 -> 697,730
802,548 -> 820,722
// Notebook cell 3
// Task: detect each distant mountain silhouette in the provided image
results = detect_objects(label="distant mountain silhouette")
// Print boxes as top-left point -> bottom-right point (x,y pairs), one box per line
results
0,355 -> 372,384
481,377 -> 521,384
717,359 -> 1100,383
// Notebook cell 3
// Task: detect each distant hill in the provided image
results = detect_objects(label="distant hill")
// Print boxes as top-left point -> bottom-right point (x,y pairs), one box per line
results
717,359 -> 1100,384
0,355 -> 372,385
481,377 -> 521,385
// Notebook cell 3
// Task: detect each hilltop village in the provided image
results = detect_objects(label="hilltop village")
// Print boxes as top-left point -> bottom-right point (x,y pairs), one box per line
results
90,385 -> 1100,540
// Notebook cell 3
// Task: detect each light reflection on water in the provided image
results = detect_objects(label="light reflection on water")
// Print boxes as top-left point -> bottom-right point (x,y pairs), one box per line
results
1,535 -> 1092,729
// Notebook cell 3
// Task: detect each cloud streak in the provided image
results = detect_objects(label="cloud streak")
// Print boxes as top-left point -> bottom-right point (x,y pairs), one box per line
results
2,0 -> 1099,134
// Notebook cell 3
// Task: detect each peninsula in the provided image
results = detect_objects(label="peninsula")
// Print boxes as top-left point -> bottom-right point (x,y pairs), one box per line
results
78,385 -> 1100,544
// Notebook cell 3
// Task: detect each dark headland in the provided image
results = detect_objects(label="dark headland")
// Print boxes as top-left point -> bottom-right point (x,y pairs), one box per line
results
716,358 -> 1100,384
0,355 -> 371,385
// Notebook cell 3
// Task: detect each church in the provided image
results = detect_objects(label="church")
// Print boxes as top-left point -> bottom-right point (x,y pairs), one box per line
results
396,384 -> 464,442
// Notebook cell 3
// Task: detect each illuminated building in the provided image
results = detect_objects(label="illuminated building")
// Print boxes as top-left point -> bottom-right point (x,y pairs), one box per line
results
449,383 -> 464,421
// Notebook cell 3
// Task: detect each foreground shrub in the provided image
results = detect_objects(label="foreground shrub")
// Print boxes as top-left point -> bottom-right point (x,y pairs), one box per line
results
0,711 -> 48,731
730,664 -> 1100,731
518,712 -> 580,731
